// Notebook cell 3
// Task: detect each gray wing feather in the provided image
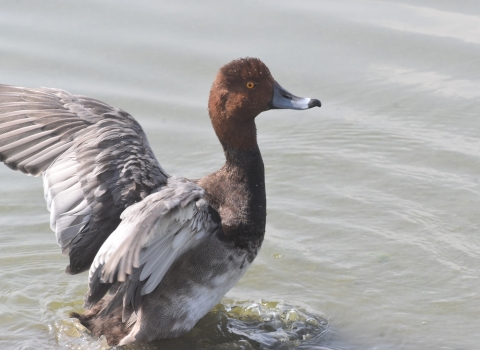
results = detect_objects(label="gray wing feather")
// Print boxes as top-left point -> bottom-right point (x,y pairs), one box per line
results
86,177 -> 215,312
0,84 -> 169,273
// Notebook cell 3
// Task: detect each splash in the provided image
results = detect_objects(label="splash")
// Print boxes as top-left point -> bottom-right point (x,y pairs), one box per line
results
55,300 -> 331,349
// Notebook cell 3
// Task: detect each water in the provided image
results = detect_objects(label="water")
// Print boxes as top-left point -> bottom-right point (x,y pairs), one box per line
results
1,0 -> 479,349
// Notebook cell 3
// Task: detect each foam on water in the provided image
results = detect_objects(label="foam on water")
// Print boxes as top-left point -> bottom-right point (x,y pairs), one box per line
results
54,300 -> 331,350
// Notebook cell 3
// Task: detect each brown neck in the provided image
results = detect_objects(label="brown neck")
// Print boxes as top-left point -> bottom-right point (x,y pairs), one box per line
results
214,117 -> 258,151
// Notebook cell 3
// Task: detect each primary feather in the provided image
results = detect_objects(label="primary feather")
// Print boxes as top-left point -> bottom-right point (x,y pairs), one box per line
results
0,84 -> 168,273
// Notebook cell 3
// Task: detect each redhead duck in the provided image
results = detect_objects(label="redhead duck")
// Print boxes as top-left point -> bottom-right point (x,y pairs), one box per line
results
0,57 -> 320,345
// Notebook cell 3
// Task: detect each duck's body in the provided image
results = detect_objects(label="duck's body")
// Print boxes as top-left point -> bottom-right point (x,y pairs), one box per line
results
77,147 -> 266,344
79,224 -> 257,344
0,58 -> 320,345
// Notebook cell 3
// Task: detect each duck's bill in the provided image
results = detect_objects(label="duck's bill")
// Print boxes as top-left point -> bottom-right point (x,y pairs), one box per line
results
270,81 -> 321,110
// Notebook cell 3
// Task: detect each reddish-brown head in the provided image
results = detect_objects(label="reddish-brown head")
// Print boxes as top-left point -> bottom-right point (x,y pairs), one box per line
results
208,58 -> 273,150
208,57 -> 321,151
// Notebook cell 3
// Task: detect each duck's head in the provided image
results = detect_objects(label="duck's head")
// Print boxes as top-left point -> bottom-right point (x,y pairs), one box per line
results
208,57 -> 321,150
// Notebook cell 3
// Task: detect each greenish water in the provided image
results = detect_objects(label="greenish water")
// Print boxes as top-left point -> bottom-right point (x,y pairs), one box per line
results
1,1 -> 480,349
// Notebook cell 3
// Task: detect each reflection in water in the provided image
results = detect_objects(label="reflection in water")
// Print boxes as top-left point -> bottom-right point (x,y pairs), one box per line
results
55,300 -> 333,350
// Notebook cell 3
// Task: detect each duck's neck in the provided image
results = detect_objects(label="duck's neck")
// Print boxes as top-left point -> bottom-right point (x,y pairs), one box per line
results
214,117 -> 259,150
200,143 -> 266,247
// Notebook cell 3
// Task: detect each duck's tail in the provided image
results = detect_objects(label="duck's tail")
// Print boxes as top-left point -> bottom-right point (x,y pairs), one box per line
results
70,297 -> 131,346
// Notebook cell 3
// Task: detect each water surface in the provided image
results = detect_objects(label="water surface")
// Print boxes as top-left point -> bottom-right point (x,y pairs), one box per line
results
1,1 -> 479,349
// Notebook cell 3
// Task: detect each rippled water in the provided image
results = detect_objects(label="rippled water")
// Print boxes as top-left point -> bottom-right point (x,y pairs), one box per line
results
1,1 -> 480,349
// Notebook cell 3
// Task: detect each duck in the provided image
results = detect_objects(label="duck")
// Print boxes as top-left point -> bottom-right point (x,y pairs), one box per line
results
0,57 -> 320,345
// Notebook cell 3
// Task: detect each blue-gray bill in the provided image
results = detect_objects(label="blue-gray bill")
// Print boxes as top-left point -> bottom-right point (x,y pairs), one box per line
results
270,81 -> 321,110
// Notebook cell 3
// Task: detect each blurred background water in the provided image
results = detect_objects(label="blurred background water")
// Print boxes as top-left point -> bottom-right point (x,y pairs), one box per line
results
1,0 -> 479,349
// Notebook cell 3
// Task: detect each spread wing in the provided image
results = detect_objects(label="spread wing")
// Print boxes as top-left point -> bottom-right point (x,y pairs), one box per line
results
85,177 -> 219,321
0,84 -> 169,274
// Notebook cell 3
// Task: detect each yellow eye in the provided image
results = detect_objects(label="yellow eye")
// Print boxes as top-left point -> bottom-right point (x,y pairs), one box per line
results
246,82 -> 255,89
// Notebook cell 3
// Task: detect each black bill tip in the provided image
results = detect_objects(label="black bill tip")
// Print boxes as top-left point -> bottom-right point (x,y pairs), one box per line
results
308,99 -> 321,108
